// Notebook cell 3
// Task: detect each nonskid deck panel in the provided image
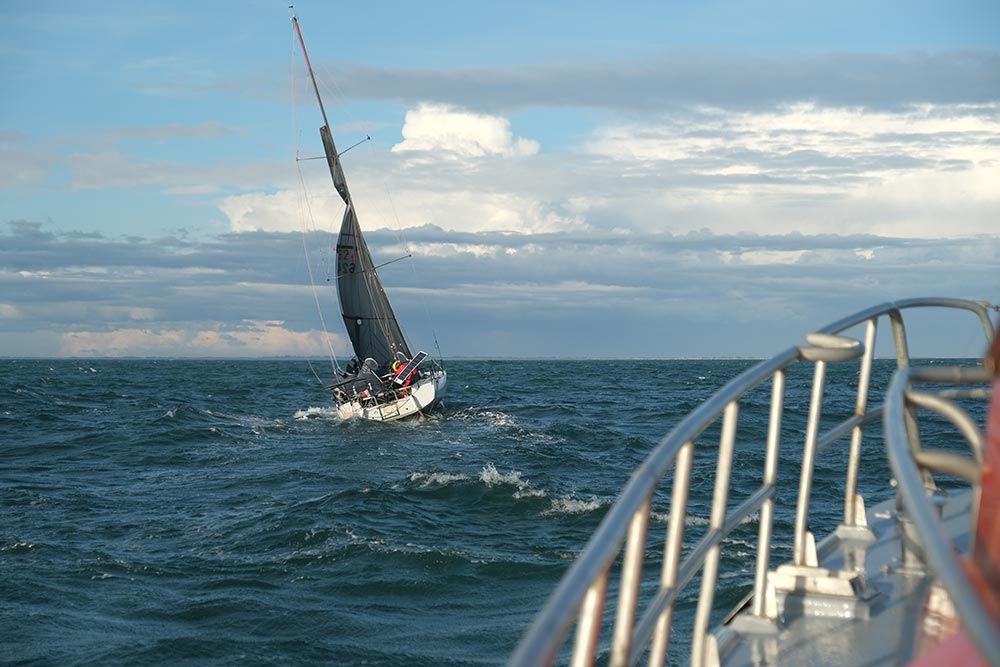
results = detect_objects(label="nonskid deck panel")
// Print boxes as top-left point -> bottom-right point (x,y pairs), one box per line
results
718,491 -> 973,667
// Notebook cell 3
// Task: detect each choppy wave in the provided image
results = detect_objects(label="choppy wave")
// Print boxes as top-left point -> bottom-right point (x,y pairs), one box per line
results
478,462 -> 546,498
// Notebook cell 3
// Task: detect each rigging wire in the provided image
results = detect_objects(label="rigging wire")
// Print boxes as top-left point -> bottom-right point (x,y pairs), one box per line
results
297,39 -> 407,366
290,17 -> 340,383
305,51 -> 424,364
291,7 -> 444,371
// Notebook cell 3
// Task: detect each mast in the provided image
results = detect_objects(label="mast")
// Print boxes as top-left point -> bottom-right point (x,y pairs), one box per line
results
291,9 -> 330,134
291,8 -> 353,207
291,7 -> 412,370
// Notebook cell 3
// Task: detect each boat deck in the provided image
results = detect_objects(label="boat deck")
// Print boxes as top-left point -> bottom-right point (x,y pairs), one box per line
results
718,491 -> 972,667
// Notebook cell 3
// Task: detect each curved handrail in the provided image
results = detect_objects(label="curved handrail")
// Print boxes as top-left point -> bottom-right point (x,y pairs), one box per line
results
884,366 -> 1000,665
509,298 -> 996,667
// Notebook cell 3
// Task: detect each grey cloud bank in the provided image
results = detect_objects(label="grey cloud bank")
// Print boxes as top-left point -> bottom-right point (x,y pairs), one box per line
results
2,221 -> 996,359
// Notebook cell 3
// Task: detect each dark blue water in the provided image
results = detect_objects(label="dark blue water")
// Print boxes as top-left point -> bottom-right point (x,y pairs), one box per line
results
1,358 -> 980,666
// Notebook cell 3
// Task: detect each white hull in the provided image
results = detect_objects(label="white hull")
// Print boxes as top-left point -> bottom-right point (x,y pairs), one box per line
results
336,370 -> 446,421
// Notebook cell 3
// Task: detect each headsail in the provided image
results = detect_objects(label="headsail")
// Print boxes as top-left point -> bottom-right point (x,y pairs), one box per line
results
293,12 -> 411,372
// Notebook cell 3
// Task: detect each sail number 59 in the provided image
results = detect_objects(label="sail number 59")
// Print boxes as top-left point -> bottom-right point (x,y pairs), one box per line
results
338,248 -> 357,275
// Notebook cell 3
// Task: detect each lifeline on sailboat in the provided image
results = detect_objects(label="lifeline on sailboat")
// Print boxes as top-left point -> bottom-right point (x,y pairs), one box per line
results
292,10 -> 446,421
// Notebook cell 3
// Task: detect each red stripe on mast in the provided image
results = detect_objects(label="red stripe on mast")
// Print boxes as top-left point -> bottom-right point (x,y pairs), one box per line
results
290,9 -> 331,129
291,16 -> 314,75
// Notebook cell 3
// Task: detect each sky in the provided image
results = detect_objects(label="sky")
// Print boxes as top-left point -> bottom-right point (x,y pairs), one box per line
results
2,0 -> 999,360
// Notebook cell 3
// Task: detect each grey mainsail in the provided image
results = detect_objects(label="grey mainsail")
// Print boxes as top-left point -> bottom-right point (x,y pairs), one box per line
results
318,130 -> 412,371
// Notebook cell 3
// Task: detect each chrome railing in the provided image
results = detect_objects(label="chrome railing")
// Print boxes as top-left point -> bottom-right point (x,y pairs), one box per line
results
884,364 -> 1000,665
509,298 -> 995,667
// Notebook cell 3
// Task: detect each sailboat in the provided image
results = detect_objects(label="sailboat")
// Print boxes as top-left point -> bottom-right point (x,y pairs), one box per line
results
292,10 -> 447,421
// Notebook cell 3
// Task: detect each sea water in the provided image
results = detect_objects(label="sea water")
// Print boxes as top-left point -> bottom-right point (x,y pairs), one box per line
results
1,358 -> 980,666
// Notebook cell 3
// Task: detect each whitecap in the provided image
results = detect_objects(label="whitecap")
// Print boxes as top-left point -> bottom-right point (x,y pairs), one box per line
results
480,410 -> 520,428
651,512 -> 758,527
293,406 -> 340,420
409,471 -> 470,487
479,462 -> 519,486
453,408 -> 520,429
725,537 -> 759,550
479,463 -> 545,498
543,496 -> 605,515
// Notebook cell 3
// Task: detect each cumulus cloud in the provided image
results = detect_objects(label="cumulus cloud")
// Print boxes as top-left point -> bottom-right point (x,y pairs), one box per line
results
371,189 -> 586,234
586,102 -> 1000,164
223,181 -> 585,236
580,102 -> 1000,237
220,96 -> 999,241
220,190 -> 310,233
219,104 -> 573,235
392,103 -> 539,157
